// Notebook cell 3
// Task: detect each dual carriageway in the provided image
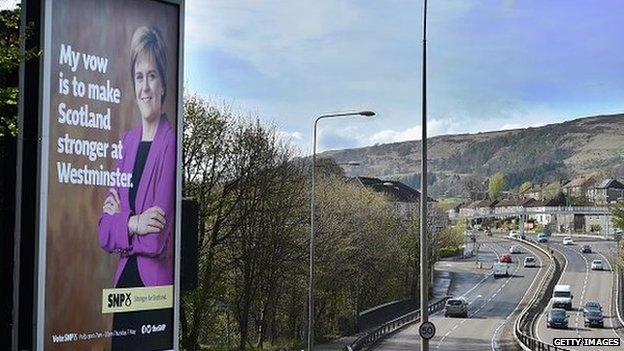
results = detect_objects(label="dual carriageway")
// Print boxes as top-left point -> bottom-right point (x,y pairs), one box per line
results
367,233 -> 622,351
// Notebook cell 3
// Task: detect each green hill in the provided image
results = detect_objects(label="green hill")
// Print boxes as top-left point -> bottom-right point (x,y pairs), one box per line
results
320,113 -> 624,198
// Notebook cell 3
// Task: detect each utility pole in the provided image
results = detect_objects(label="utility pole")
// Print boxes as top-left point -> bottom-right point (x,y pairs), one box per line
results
420,0 -> 429,350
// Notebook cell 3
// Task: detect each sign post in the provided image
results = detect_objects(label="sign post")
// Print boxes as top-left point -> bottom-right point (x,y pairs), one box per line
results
419,321 -> 436,340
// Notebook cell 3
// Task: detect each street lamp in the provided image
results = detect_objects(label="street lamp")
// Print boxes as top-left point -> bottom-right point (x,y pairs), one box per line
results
308,110 -> 375,351
420,1 -> 430,350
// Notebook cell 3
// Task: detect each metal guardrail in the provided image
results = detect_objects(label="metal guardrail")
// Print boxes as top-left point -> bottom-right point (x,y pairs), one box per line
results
461,206 -> 612,220
345,297 -> 451,351
615,266 -> 624,331
511,238 -> 571,351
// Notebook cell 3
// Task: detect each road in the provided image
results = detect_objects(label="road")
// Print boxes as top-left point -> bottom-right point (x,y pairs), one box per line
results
534,236 -> 623,350
373,236 -> 545,351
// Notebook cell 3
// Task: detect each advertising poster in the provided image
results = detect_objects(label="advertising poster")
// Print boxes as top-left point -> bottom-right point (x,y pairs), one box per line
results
39,0 -> 182,349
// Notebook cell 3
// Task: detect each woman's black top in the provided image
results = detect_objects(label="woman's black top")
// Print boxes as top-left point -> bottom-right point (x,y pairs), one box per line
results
117,141 -> 151,288
112,140 -> 171,350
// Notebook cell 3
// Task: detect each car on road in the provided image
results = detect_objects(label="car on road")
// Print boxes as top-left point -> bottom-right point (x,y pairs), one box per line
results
485,228 -> 492,236
524,256 -> 537,268
444,297 -> 469,318
509,245 -> 522,254
580,245 -> 592,253
562,236 -> 574,245
591,259 -> 604,270
551,284 -> 573,310
584,310 -> 604,328
509,230 -> 519,239
499,254 -> 512,263
583,300 -> 603,316
493,262 -> 510,278
547,308 -> 569,329
536,233 -> 548,243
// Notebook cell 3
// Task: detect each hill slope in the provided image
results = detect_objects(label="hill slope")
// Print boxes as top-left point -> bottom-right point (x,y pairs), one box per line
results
320,113 -> 624,197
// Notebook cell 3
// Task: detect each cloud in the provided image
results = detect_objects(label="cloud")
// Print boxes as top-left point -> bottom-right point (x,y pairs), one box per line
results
185,1 -> 624,153
277,130 -> 308,155
186,0 -> 360,78
0,0 -> 19,10
369,117 -> 462,144
370,126 -> 421,145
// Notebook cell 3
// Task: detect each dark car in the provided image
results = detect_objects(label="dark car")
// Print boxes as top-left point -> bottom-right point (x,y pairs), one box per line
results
547,308 -> 569,329
500,254 -> 512,264
580,245 -> 592,254
583,300 -> 602,316
584,310 -> 604,328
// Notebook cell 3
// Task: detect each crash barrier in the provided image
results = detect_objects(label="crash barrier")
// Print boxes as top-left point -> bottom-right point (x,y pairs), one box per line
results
511,238 -> 570,351
357,299 -> 417,332
616,267 -> 624,332
344,296 -> 451,351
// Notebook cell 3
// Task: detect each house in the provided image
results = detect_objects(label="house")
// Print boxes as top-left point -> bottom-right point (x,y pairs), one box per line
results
562,176 -> 596,200
527,197 -> 566,225
349,176 -> 435,218
522,182 -> 550,200
473,199 -> 499,217
587,179 -> 624,204
493,198 -> 522,215
447,202 -> 464,221
458,200 -> 480,218
523,185 -> 543,200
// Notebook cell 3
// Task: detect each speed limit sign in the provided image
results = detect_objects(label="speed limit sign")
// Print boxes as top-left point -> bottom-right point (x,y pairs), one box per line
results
419,321 -> 436,339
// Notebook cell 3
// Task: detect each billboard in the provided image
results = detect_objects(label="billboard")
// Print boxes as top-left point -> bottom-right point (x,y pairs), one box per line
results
37,0 -> 183,349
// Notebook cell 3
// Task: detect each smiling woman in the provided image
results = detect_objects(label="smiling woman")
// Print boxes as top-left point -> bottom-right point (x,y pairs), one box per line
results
97,25 -> 175,351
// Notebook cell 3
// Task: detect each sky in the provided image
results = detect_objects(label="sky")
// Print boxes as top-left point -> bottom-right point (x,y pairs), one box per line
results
6,0 -> 624,154
184,0 -> 624,154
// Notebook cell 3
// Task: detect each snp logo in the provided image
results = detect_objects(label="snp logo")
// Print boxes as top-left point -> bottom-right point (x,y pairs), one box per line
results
107,292 -> 132,308
142,324 -> 166,334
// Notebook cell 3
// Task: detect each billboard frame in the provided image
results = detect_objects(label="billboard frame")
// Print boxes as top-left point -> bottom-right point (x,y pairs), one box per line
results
31,0 -> 184,349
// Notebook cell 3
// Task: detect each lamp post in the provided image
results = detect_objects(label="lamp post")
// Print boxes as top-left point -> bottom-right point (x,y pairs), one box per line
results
420,0 -> 429,350
308,110 -> 375,351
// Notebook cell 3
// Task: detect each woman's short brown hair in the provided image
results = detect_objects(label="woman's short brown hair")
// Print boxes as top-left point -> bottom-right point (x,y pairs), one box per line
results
130,26 -> 167,104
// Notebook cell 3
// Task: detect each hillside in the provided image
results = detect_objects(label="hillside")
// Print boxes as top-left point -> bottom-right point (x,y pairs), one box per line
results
320,113 -> 624,198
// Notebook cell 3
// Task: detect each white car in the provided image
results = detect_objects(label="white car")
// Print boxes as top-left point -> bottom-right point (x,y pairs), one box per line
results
524,256 -> 537,268
493,262 -> 510,278
509,231 -> 519,239
591,259 -> 604,270
509,245 -> 522,254
562,236 -> 574,245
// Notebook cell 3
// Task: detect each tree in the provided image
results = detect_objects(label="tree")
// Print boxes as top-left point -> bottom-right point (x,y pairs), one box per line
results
1,7 -> 39,349
488,173 -> 506,200
1,6 -> 39,137
518,181 -> 533,195
612,202 -> 624,231
542,181 -> 562,200
461,173 -> 484,201
179,94 -> 450,350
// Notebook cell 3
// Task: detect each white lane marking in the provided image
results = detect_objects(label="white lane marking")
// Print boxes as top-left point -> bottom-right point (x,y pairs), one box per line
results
557,245 -> 588,337
491,321 -> 506,351
535,242 -> 568,343
438,240 -> 521,348
491,241 -> 544,351
597,251 -> 623,340
458,241 -> 502,299
436,241 -> 503,350
577,249 -> 590,337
